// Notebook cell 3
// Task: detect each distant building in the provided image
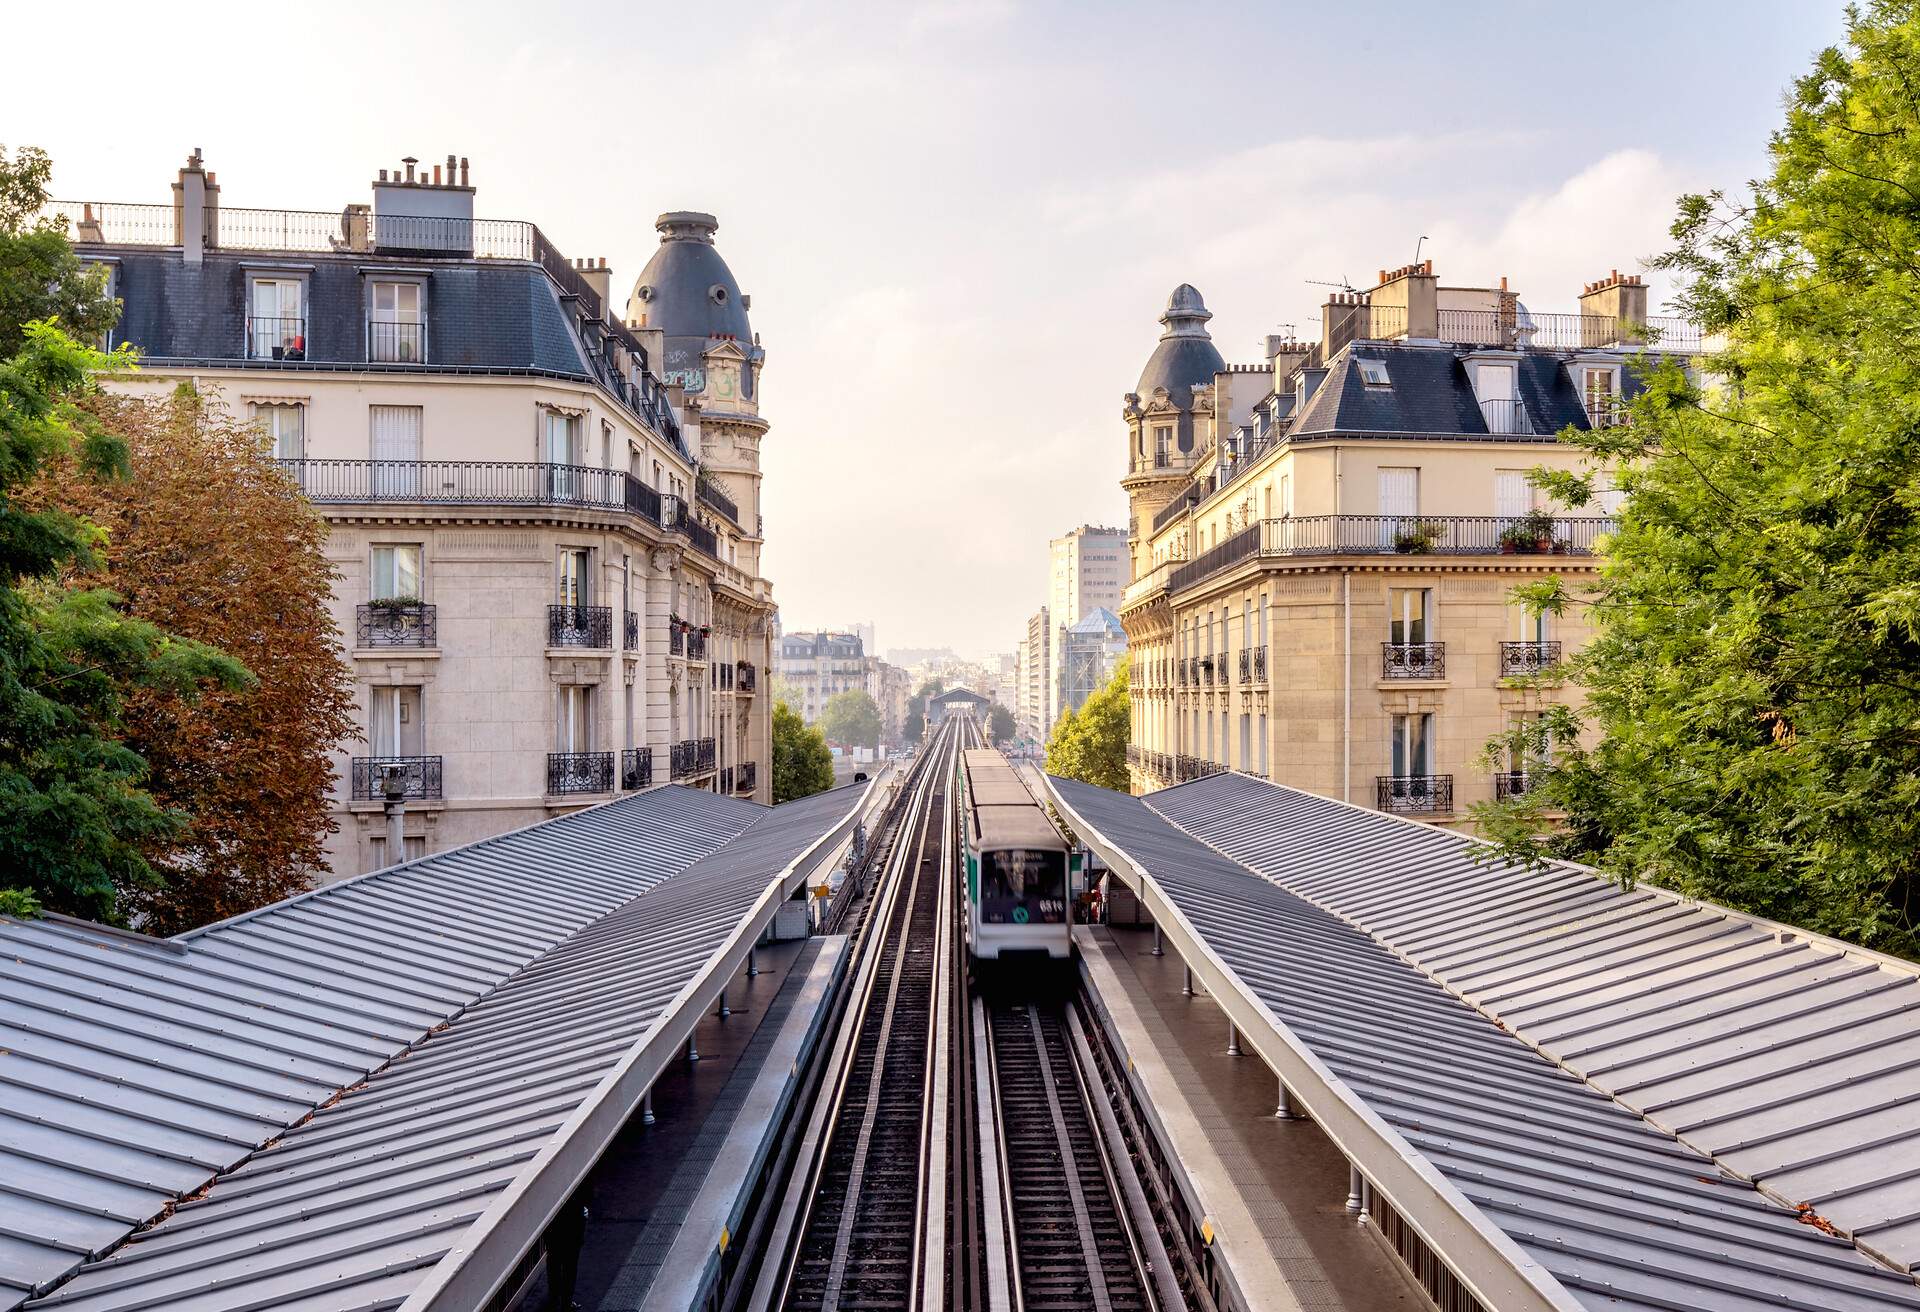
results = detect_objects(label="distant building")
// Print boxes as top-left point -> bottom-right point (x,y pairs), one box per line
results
1060,607 -> 1126,717
1047,525 -> 1128,731
778,630 -> 866,723
1119,265 -> 1699,821
65,151 -> 774,878
1018,606 -> 1051,741
864,656 -> 911,744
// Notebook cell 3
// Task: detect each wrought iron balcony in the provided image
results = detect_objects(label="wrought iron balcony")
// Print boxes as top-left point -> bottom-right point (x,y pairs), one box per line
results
686,630 -> 709,662
736,761 -> 756,793
1499,640 -> 1562,677
367,318 -> 427,364
1494,771 -> 1531,800
670,618 -> 686,655
355,601 -> 435,648
1253,647 -> 1267,682
273,459 -> 664,526
1376,774 -> 1453,815
548,604 -> 612,648
671,737 -> 714,779
247,315 -> 306,361
1175,754 -> 1223,783
697,480 -> 739,525
1382,642 -> 1446,679
548,751 -> 614,795
623,611 -> 640,652
351,755 -> 443,801
621,746 -> 653,790
719,765 -> 735,795
737,661 -> 757,693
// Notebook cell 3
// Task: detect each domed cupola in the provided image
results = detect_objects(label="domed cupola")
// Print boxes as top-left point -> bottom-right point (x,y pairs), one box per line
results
1135,283 -> 1225,410
628,212 -> 754,394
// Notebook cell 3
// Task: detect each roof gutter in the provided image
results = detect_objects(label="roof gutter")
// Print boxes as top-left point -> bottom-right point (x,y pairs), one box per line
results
1042,777 -> 1587,1312
395,770 -> 890,1312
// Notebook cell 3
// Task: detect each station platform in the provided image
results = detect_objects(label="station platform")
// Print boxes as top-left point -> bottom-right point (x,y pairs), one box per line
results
1076,923 -> 1421,1312
552,933 -> 850,1312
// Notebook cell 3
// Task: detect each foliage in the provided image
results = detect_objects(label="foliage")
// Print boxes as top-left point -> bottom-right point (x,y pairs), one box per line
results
773,699 -> 834,802
0,323 -> 247,920
1044,665 -> 1128,790
988,702 -> 1015,744
903,678 -> 945,744
35,386 -> 357,933
0,887 -> 40,918
1475,3 -> 1920,955
1,146 -> 119,358
819,688 -> 882,750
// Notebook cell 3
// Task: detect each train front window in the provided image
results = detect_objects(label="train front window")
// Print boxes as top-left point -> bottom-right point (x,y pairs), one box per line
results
980,848 -> 1067,924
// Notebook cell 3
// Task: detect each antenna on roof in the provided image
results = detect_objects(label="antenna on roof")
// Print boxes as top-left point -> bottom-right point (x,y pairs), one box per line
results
1304,276 -> 1357,292
1412,235 -> 1429,267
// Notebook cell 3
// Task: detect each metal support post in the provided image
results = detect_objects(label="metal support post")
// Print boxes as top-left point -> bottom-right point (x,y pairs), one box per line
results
1275,1078 -> 1298,1120
718,987 -> 730,1019
746,947 -> 759,977
686,1032 -> 700,1063
1182,965 -> 1194,996
1227,1023 -> 1242,1057
1345,1164 -> 1363,1215
1152,923 -> 1164,957
642,1088 -> 656,1126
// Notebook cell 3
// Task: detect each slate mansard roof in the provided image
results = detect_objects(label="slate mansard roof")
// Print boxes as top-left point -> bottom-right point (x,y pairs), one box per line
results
0,782 -> 868,1310
1046,772 -> 1920,1312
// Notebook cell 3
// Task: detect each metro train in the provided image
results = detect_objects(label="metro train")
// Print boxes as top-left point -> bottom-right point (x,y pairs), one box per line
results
956,745 -> 1080,963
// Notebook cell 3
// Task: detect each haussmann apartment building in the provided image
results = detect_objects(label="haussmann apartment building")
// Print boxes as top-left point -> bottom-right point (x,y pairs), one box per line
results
64,150 -> 776,876
1117,261 -> 1702,824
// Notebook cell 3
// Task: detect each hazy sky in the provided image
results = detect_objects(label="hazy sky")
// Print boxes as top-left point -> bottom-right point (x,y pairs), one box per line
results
5,0 -> 1844,658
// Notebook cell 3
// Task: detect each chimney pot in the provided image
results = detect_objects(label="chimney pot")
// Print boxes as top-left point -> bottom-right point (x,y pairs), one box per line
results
379,168 -> 388,182
446,153 -> 456,181
403,156 -> 417,182
460,157 -> 469,186
433,164 -> 442,185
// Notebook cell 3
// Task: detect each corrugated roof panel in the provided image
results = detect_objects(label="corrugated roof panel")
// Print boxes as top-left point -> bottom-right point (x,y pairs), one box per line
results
0,786 -> 762,1310
1050,774 -> 1920,1311
1151,772 -> 1920,1278
27,781 -> 870,1312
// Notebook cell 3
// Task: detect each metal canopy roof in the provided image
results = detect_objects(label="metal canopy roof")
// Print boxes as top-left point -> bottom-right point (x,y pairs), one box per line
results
23,779 -> 874,1312
0,786 -> 764,1311
1045,773 -> 1920,1312
1151,772 -> 1920,1278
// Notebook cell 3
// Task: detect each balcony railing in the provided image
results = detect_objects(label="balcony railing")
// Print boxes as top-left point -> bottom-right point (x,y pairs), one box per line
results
1478,396 -> 1535,435
1324,301 -> 1408,354
1377,774 -> 1453,815
670,620 -> 686,656
623,611 -> 640,652
1237,647 -> 1268,684
367,318 -> 426,364
548,751 -> 614,795
1436,308 -> 1703,354
736,761 -> 756,793
1494,771 -> 1531,800
738,661 -> 757,693
356,601 -> 436,648
1167,515 -> 1616,594
1382,642 -> 1446,679
672,737 -> 717,779
1500,640 -> 1562,677
697,480 -> 740,525
548,604 -> 612,648
686,630 -> 709,662
1175,754 -> 1223,783
719,765 -> 735,795
621,746 -> 653,790
248,315 -> 306,361
350,755 -> 443,801
274,459 -> 665,526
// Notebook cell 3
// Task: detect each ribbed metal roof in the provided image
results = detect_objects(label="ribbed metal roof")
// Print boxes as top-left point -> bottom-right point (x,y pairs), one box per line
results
23,781 -> 872,1312
0,786 -> 763,1310
1046,774 -> 1920,1312
1150,772 -> 1920,1278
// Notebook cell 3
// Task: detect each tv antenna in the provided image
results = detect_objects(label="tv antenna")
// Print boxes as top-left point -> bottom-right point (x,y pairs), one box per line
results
1304,276 -> 1357,293
1412,235 -> 1429,266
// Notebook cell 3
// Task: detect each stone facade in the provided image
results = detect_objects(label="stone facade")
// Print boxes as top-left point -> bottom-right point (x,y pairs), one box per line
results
73,152 -> 775,878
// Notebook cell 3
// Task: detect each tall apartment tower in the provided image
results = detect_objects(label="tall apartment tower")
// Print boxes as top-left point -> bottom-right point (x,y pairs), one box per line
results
1045,526 -> 1128,733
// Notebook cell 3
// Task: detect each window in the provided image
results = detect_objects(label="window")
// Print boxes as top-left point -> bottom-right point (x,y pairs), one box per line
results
1508,601 -> 1550,644
1357,357 -> 1391,386
1583,366 -> 1620,427
1389,587 -> 1431,646
557,685 -> 593,753
558,548 -> 591,608
369,834 -> 426,867
1495,469 -> 1534,526
1378,467 -> 1419,547
369,405 -> 422,497
371,685 -> 423,756
249,278 -> 305,360
1258,713 -> 1269,778
1391,712 -> 1434,777
372,545 -> 422,602
1154,425 -> 1172,467
544,409 -> 583,498
369,281 -> 424,363
1474,362 -> 1521,433
250,402 -> 305,461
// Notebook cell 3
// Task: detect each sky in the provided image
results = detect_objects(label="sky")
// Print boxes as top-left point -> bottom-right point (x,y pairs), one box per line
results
3,0 -> 1847,659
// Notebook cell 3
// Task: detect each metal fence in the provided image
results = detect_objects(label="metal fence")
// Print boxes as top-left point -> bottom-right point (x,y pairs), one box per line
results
1499,640 -> 1562,677
355,602 -> 436,648
548,751 -> 614,795
247,315 -> 306,361
621,747 -> 653,790
1382,642 -> 1446,680
547,605 -> 612,648
1376,774 -> 1453,815
367,319 -> 427,364
350,755 -> 443,801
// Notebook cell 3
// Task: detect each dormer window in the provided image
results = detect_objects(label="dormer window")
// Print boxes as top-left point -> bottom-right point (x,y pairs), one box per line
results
1153,425 -> 1172,467
249,277 -> 305,361
1357,358 -> 1391,387
1581,365 -> 1623,427
369,281 -> 425,363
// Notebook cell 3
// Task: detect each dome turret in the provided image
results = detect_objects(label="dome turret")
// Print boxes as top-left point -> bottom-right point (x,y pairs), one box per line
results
628,212 -> 754,394
1135,284 -> 1225,411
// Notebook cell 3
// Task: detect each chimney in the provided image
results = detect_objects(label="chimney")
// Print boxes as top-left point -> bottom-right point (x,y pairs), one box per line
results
575,257 -> 612,314
171,147 -> 210,264
1366,258 -> 1437,339
1579,269 -> 1648,340
371,152 -> 476,254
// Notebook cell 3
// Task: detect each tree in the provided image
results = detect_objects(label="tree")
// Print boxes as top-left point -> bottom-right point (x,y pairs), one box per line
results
1045,665 -> 1128,790
1475,3 -> 1920,955
903,678 -> 945,745
36,386 -> 356,933
0,146 -> 118,357
773,699 -> 834,802
988,702 -> 1015,744
819,689 -> 882,750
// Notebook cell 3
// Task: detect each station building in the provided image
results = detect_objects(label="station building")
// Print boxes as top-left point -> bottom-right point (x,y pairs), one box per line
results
1118,263 -> 1698,821
61,151 -> 775,876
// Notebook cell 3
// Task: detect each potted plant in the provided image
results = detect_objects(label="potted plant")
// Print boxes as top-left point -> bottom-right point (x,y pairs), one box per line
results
368,594 -> 421,611
1393,520 -> 1446,554
1520,506 -> 1557,553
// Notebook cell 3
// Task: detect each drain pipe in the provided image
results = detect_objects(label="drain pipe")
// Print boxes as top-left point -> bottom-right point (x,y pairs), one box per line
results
1342,568 -> 1353,804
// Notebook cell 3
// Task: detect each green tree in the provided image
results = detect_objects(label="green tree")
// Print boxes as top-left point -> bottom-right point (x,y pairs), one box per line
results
903,678 -> 944,744
1045,666 -> 1128,790
819,688 -> 882,750
988,702 -> 1015,744
773,699 -> 834,802
0,146 -> 119,357
1476,3 -> 1920,955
